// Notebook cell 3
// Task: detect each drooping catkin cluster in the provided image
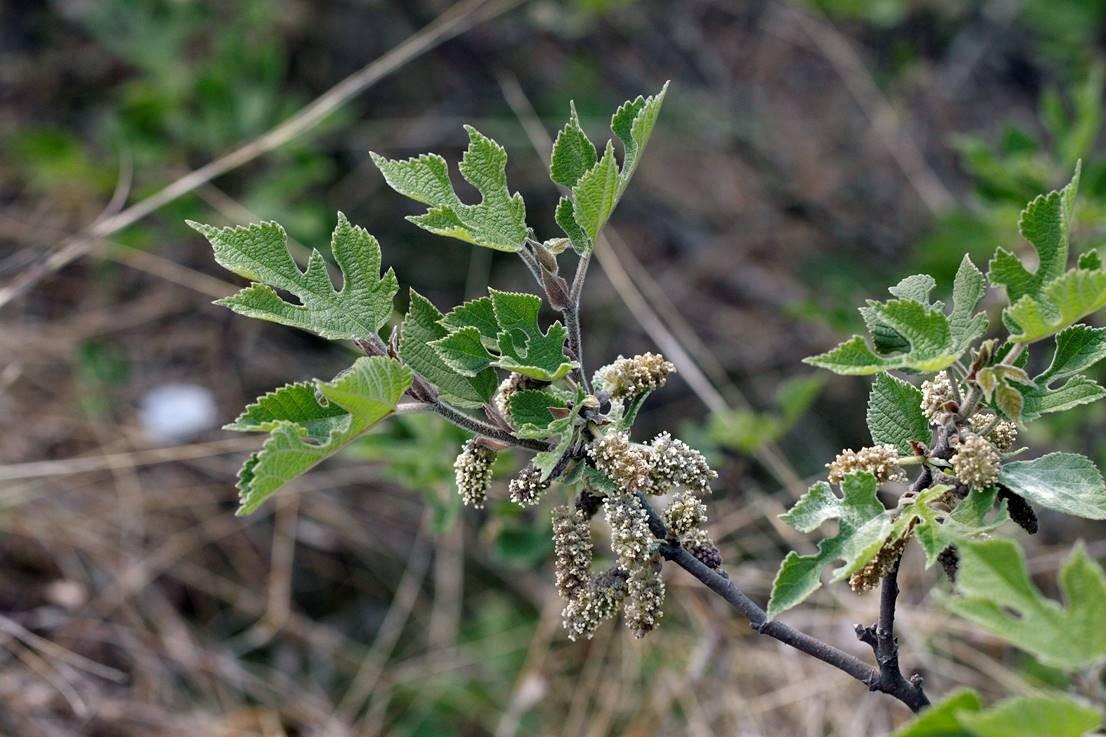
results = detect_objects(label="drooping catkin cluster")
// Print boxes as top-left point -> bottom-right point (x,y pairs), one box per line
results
453,440 -> 497,508
552,505 -> 593,601
950,433 -> 1000,488
604,493 -> 657,570
566,429 -> 719,639
624,562 -> 666,638
921,373 -> 955,419
561,568 -> 628,641
661,491 -> 708,537
849,532 -> 910,593
593,353 -> 676,400
662,492 -> 722,569
969,412 -> 1018,451
509,463 -> 551,506
648,432 -> 717,495
587,431 -> 653,493
826,444 -> 907,485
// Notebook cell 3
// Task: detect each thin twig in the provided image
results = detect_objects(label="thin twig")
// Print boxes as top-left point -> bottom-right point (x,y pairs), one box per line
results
636,493 -> 930,712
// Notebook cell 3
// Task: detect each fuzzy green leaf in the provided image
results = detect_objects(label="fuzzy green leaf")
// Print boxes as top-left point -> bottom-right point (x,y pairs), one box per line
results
768,473 -> 891,619
958,696 -> 1101,737
552,83 -> 669,253
509,389 -> 568,432
571,141 -> 620,242
370,126 -> 528,252
866,373 -> 930,453
1019,375 -> 1106,419
905,486 -> 1008,566
892,690 -> 1101,737
549,102 -> 597,188
554,197 -> 591,254
945,539 -> 1106,670
950,255 -> 990,350
806,299 -> 961,375
232,357 -> 412,514
890,689 -> 982,737
1004,267 -> 1106,343
989,163 -> 1081,304
439,296 -> 500,344
1039,324 -> 1106,383
190,214 -> 398,340
226,382 -> 348,440
610,81 -> 669,196
998,452 -> 1106,519
489,289 -> 576,382
431,326 -> 496,377
400,290 -> 497,408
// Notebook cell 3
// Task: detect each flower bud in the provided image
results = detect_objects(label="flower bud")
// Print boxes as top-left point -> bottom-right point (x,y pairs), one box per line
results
826,444 -> 906,485
950,433 -> 1000,488
920,374 -> 955,420
592,353 -> 675,401
969,412 -> 1018,451
648,432 -> 716,495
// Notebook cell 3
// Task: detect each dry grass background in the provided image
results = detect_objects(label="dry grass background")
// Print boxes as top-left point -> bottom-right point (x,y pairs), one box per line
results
1,1 -> 1103,735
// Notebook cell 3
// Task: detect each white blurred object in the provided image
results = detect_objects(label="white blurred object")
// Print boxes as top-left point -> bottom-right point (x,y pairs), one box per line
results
139,383 -> 218,442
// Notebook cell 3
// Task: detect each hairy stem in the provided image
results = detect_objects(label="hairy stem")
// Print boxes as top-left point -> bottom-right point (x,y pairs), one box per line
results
355,337 -> 551,452
431,400 -> 551,452
636,493 -> 930,712
565,253 -> 591,393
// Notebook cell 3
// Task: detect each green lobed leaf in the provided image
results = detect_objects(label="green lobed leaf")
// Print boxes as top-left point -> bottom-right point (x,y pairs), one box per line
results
807,298 -> 962,375
571,141 -> 620,243
549,102 -> 597,189
1079,248 -> 1102,270
904,486 -> 1008,567
1019,375 -> 1106,420
866,373 -> 931,453
489,289 -> 577,382
225,382 -> 348,441
232,356 -> 412,514
989,163 -> 1081,304
509,389 -> 568,432
189,214 -> 398,340
552,83 -> 669,253
949,255 -> 990,351
944,539 -> 1106,670
439,296 -> 500,344
1038,324 -> 1106,383
610,81 -> 669,196
399,290 -> 497,408
370,126 -> 528,252
431,326 -> 496,377
1003,267 -> 1106,343
998,452 -> 1106,519
768,473 -> 891,619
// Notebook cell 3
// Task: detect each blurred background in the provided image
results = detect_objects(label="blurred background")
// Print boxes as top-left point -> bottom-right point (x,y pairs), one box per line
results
2,0 -> 1106,734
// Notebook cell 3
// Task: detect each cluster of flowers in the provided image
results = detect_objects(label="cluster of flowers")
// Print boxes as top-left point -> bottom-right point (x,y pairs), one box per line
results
823,374 -> 1024,592
455,352 -> 719,640
555,429 -> 719,639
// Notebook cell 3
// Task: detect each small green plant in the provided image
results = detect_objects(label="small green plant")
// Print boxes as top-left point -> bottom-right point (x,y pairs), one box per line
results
192,84 -> 1106,729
